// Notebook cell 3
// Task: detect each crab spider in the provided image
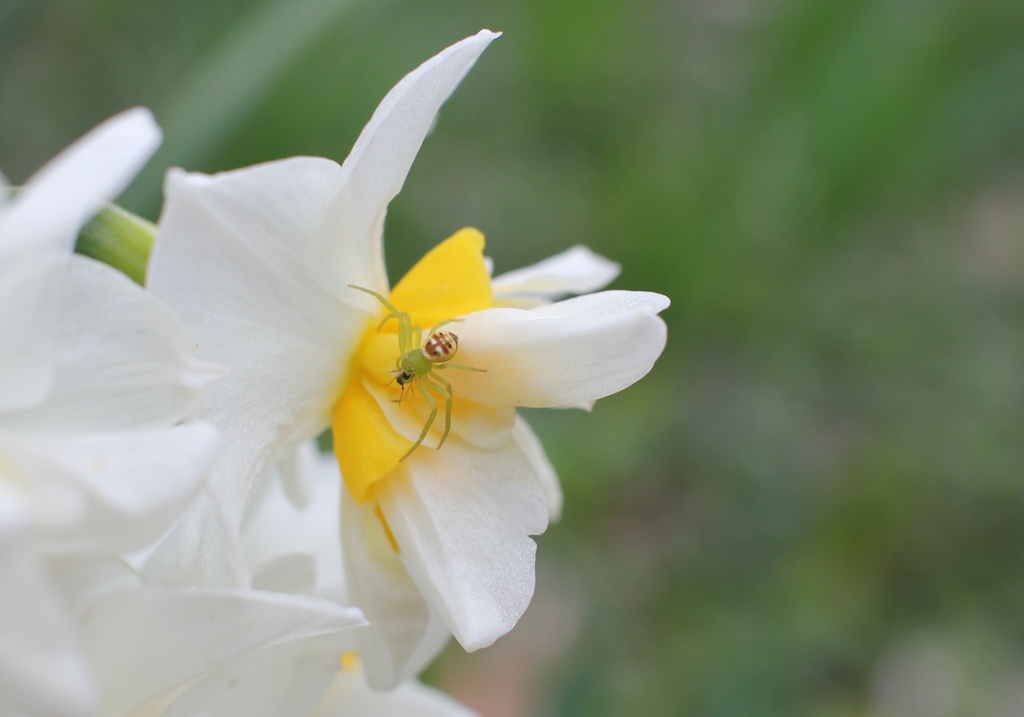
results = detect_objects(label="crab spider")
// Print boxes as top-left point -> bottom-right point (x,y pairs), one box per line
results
349,285 -> 485,461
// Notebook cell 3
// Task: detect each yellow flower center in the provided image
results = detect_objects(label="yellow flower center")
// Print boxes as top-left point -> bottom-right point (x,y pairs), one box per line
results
332,228 -> 495,503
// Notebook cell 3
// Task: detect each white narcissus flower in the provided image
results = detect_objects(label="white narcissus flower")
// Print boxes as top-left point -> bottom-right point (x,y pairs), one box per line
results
148,29 -> 668,689
0,110 -> 222,717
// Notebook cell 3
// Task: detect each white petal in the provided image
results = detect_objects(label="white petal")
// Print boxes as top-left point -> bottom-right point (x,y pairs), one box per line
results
242,446 -> 345,601
277,439 -> 320,510
377,437 -> 548,651
0,253 -> 65,413
139,490 -> 249,589
312,666 -> 479,717
449,290 -> 669,408
80,587 -> 363,716
491,245 -> 621,307
158,634 -> 344,717
309,30 -> 500,300
341,490 -> 449,689
0,510 -> 96,717
511,415 -> 563,523
149,159 -> 369,555
48,553 -> 140,615
249,553 -> 317,595
0,256 -> 218,432
0,108 -> 160,257
0,422 -> 219,552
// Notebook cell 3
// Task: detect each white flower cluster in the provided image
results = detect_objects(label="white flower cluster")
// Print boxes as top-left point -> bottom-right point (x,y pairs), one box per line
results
0,31 -> 668,717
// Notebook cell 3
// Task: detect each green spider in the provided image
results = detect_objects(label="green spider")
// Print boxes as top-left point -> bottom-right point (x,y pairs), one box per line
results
349,285 -> 485,461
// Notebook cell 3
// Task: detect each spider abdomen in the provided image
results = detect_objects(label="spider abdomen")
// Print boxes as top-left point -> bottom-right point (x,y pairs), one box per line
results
423,330 -> 459,363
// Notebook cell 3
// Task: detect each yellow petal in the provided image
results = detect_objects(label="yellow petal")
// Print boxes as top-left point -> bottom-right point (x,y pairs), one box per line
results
387,227 -> 494,327
333,381 -> 410,503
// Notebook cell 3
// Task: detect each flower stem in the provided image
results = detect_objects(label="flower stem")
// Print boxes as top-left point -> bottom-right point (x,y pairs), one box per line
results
75,204 -> 155,285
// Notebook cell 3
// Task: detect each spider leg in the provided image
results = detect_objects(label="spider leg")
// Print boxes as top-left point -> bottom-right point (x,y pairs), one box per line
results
421,373 -> 453,451
380,311 -> 403,335
347,285 -> 413,350
391,379 -> 413,404
397,311 -> 413,355
400,377 -> 437,462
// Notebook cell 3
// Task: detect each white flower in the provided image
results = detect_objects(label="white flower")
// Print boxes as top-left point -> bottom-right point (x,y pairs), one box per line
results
147,29 -> 668,689
0,110 -> 222,717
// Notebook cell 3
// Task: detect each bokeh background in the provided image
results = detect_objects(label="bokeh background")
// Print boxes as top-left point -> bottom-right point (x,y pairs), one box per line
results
4,0 -> 1024,715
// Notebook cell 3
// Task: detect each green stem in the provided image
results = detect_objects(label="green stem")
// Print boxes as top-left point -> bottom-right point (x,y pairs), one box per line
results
74,204 -> 156,286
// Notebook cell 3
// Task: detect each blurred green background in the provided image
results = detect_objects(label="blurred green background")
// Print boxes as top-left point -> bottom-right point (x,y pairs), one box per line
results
5,0 -> 1024,715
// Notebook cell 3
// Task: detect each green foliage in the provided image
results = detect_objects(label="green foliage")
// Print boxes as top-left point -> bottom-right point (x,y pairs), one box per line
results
5,0 -> 1024,714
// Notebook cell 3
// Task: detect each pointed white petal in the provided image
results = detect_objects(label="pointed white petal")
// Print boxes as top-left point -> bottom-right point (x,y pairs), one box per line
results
0,511 -> 96,717
511,415 -> 563,522
0,423 -> 219,552
309,30 -> 500,298
449,291 -> 669,408
312,666 -> 479,717
81,587 -> 363,716
0,253 -> 65,413
0,108 -> 160,257
491,245 -> 621,306
377,438 -> 548,651
0,256 -> 215,432
149,159 -> 371,564
341,490 -> 449,689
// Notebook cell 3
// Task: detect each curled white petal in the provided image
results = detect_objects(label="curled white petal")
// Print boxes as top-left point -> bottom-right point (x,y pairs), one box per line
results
450,290 -> 669,408
377,437 -> 548,651
0,108 -> 161,257
492,245 -> 621,307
